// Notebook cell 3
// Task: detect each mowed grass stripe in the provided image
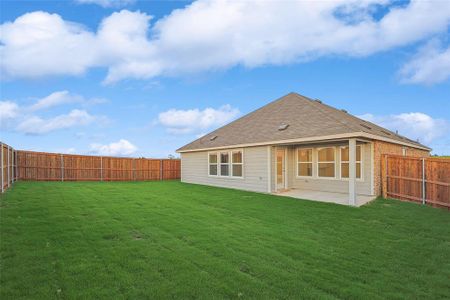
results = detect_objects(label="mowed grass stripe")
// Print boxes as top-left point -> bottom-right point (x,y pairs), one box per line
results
1,181 -> 449,299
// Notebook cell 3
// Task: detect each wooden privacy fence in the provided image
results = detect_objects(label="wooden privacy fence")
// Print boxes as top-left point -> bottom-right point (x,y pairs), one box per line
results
1,142 -> 18,193
16,151 -> 180,182
1,142 -> 180,193
382,155 -> 450,209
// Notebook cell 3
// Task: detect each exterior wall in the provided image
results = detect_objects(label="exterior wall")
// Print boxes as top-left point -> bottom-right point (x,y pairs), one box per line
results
270,146 -> 277,192
373,141 -> 430,196
180,140 -> 430,197
280,142 -> 373,196
181,146 -> 269,193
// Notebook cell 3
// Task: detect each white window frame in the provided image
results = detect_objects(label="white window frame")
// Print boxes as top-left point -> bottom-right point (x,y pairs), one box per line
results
340,145 -> 364,181
231,149 -> 244,178
296,148 -> 313,178
208,149 -> 244,178
316,147 -> 337,179
208,152 -> 219,177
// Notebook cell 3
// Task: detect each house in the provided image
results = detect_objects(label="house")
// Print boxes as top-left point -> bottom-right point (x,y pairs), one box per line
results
176,93 -> 430,206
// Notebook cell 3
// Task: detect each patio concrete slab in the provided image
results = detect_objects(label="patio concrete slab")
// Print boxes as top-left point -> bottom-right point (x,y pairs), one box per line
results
274,189 -> 375,207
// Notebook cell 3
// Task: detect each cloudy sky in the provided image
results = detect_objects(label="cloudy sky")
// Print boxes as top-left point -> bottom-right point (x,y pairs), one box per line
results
1,0 -> 449,156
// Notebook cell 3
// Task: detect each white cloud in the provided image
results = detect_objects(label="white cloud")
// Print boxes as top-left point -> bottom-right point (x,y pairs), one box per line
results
359,112 -> 449,144
30,90 -> 107,111
1,91 -> 108,134
158,104 -> 240,134
30,90 -> 82,111
2,1 -> 450,83
75,0 -> 135,8
398,40 -> 450,85
89,139 -> 137,156
0,11 -> 98,79
16,109 -> 97,135
0,101 -> 20,122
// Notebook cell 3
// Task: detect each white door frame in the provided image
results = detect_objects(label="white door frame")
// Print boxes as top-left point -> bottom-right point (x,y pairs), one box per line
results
276,147 -> 287,191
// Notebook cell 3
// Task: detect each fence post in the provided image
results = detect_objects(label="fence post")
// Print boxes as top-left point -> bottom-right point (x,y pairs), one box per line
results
133,159 -> 136,181
422,158 -> 426,205
1,143 -> 3,193
381,155 -> 387,199
7,145 -> 10,188
100,156 -> 103,181
11,149 -> 14,182
160,159 -> 163,180
14,150 -> 19,181
11,149 -> 14,183
61,154 -> 64,182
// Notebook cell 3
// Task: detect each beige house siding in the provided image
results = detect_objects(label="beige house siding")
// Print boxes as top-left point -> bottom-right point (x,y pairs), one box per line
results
373,141 -> 430,196
181,146 -> 269,193
271,142 -> 373,195
181,140 -> 430,197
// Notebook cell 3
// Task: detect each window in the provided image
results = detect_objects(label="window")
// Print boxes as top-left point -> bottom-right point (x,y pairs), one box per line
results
220,152 -> 229,176
318,147 -> 335,178
209,153 -> 218,176
209,149 -> 244,178
231,150 -> 243,177
340,145 -> 362,179
297,148 -> 312,177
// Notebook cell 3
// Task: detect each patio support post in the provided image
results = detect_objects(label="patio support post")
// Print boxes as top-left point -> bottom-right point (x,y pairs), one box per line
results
348,138 -> 357,206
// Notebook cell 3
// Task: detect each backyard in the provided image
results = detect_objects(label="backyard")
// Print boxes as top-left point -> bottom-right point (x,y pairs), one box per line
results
1,181 -> 449,299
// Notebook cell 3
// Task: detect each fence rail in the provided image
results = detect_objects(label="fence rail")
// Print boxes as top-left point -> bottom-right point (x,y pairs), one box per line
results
1,142 -> 180,193
382,155 -> 450,209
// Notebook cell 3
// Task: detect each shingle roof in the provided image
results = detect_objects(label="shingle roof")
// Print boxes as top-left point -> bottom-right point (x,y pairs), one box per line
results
177,92 -> 430,152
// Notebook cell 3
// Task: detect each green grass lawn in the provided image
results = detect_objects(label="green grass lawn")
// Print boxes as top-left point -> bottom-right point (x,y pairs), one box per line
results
1,181 -> 449,299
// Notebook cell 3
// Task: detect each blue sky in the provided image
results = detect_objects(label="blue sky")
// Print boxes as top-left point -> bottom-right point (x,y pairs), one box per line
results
1,0 -> 449,157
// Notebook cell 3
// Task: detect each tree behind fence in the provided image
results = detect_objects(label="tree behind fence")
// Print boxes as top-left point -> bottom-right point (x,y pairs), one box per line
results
1,143 -> 180,192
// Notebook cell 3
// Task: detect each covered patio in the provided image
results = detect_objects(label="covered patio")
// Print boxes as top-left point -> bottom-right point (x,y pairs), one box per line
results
271,138 -> 376,206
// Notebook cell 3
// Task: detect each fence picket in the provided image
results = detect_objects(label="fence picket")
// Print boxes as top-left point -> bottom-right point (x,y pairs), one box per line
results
14,150 -> 180,182
383,154 -> 449,209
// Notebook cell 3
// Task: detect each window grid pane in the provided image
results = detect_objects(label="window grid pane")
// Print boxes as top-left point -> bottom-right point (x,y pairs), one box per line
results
318,148 -> 334,162
340,146 -> 362,179
341,146 -> 361,162
209,164 -> 217,176
318,162 -> 335,177
298,149 -> 312,162
298,163 -> 312,177
220,153 -> 229,163
232,151 -> 242,163
232,165 -> 242,177
341,147 -> 349,161
209,153 -> 217,164
220,164 -> 229,176
341,162 -> 362,179
341,163 -> 349,178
